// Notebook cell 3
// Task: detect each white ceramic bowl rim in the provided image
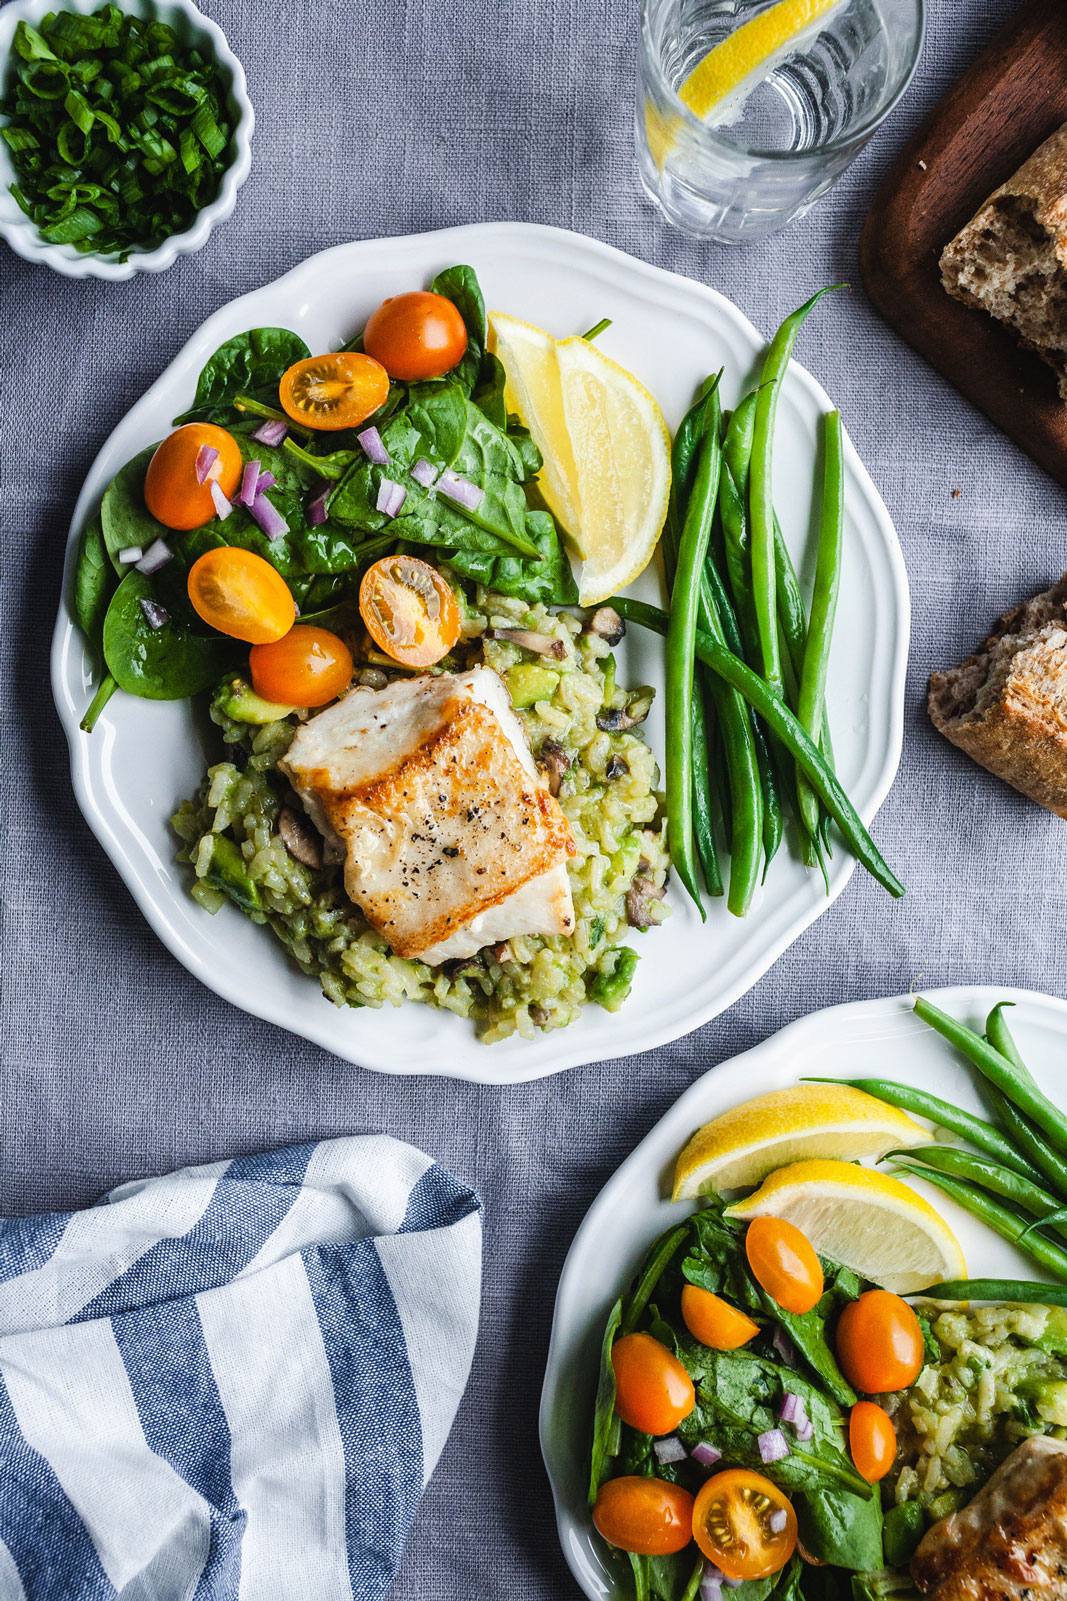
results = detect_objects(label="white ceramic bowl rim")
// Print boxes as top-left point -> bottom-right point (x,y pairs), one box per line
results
0,0 -> 254,280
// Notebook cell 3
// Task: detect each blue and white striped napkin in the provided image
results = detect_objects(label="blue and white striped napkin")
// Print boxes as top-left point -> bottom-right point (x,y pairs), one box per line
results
0,1136 -> 482,1601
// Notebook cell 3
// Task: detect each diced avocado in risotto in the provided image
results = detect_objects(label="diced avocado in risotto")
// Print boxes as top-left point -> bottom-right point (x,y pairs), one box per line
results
172,586 -> 669,1043
890,1300 -> 1067,1516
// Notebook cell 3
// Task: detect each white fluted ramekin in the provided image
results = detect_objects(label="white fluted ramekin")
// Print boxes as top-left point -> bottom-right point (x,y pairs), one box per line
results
0,0 -> 254,280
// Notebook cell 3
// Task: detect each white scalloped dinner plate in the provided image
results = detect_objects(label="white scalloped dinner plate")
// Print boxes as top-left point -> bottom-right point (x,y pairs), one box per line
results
51,223 -> 909,1082
540,985 -> 1067,1598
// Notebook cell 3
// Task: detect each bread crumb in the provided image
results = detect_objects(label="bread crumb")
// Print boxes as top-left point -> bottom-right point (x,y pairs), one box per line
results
918,159 -> 927,171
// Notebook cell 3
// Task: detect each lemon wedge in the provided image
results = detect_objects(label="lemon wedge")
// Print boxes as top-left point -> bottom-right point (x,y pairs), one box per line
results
672,1085 -> 928,1201
679,0 -> 846,126
489,312 -> 672,607
724,1159 -> 967,1294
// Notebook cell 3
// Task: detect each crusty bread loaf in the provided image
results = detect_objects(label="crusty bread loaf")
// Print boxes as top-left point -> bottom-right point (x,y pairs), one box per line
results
929,575 -> 1067,817
940,123 -> 1067,397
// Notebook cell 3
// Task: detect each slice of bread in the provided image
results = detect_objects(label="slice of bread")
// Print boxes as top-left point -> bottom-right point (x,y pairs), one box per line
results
929,575 -> 1067,817
940,123 -> 1067,397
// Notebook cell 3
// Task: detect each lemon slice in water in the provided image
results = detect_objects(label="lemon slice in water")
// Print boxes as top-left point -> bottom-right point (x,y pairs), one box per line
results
679,0 -> 847,126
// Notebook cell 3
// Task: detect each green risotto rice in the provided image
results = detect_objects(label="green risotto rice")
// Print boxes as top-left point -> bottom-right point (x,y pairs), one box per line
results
891,1300 -> 1067,1517
172,585 -> 669,1043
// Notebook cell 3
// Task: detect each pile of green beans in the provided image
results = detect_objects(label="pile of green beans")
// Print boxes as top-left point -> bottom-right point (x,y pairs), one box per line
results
622,288 -> 903,914
826,998 -> 1067,1294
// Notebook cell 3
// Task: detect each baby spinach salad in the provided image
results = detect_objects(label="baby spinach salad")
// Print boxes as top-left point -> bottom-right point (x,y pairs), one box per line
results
72,264 -> 576,731
2,6 -> 236,259
590,1207 -> 927,1601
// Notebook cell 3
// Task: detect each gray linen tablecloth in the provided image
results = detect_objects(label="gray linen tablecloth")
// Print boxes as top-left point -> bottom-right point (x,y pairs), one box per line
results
2,0 -> 1064,1592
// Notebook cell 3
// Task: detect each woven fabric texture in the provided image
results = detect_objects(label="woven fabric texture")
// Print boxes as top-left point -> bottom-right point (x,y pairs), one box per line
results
1,0 -> 1061,1594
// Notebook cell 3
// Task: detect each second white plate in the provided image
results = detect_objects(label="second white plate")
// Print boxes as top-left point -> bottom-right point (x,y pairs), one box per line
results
51,222 -> 909,1081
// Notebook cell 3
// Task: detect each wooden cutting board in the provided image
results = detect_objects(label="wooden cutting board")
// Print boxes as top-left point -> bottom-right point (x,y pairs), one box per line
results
860,0 -> 1067,487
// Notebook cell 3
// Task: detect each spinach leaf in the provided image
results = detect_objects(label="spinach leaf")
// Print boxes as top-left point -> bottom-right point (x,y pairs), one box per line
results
507,415 -> 544,481
622,1224 -> 691,1336
793,1484 -> 883,1574
471,352 -> 507,430
175,328 -> 311,424
444,510 -> 578,605
100,445 -> 162,571
647,1552 -> 705,1601
882,1500 -> 924,1569
406,383 -> 469,468
103,571 -> 238,699
589,1297 -> 623,1504
627,1551 -> 650,1601
431,264 -> 486,393
73,514 -> 117,648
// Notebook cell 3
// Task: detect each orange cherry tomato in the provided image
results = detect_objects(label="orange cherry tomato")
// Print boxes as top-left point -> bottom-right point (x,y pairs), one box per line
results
611,1333 -> 695,1437
744,1218 -> 824,1315
250,625 -> 353,708
849,1401 -> 898,1483
363,291 -> 469,381
593,1477 -> 694,1557
144,424 -> 242,531
681,1285 -> 760,1350
692,1469 -> 797,1582
835,1290 -> 924,1395
187,548 -> 295,645
359,555 -> 461,669
279,351 -> 389,432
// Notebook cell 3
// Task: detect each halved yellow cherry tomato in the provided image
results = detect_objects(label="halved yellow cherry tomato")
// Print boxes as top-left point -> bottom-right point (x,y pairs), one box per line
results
849,1401 -> 897,1483
835,1290 -> 924,1395
611,1332 -> 695,1437
692,1469 -> 797,1582
593,1477 -> 694,1556
187,548 -> 295,645
744,1217 -> 824,1315
359,555 -> 461,668
363,291 -> 468,381
681,1285 -> 760,1350
250,625 -> 353,708
279,351 -> 389,431
144,423 -> 242,531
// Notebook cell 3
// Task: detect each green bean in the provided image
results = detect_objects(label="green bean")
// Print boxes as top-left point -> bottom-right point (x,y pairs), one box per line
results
749,288 -> 840,694
984,1086 -> 1067,1204
666,378 -> 719,564
914,997 -> 1067,1158
702,550 -> 780,873
666,380 -> 724,913
691,693 -> 723,898
891,1164 -> 1067,1283
613,598 -> 904,898
986,1002 -> 1038,1089
796,411 -> 844,842
724,392 -> 756,488
923,1279 -> 1067,1307
889,1145 -> 1067,1241
774,514 -> 808,684
804,1077 -> 1046,1183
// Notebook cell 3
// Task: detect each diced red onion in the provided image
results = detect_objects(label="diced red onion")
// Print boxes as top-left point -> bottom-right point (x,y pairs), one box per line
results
690,1441 -> 722,1468
411,457 -> 438,488
118,545 -> 143,564
249,493 -> 289,542
251,418 -> 287,447
139,597 -> 169,630
238,459 -> 261,508
779,1393 -> 802,1426
136,538 -> 172,575
210,480 -> 232,521
307,488 -> 330,527
722,1579 -> 742,1592
699,1574 -> 722,1601
375,477 -> 407,518
758,1428 -> 790,1464
653,1436 -> 687,1465
795,1416 -> 814,1443
703,1564 -> 739,1593
437,467 -> 484,510
357,425 -> 390,466
195,443 -> 220,484
768,1508 -> 788,1535
772,1326 -> 798,1367
255,469 -> 276,493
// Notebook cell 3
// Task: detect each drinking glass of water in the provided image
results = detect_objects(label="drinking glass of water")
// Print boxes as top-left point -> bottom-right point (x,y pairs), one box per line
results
637,0 -> 925,242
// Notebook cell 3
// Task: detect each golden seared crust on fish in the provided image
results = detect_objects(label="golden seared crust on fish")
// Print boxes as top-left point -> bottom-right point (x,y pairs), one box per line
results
281,667 -> 576,964
911,1435 -> 1067,1600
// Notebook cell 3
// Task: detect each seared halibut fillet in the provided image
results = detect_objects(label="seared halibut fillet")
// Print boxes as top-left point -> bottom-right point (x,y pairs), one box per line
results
281,667 -> 576,964
912,1435 -> 1067,1600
